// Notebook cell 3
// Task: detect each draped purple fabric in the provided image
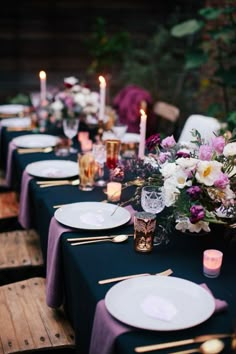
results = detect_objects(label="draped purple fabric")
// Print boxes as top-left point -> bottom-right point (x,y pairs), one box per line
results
113,85 -> 156,136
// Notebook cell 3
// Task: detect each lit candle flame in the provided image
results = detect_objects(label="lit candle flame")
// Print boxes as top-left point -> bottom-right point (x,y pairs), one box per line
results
39,70 -> 46,80
99,75 -> 106,87
140,109 -> 147,118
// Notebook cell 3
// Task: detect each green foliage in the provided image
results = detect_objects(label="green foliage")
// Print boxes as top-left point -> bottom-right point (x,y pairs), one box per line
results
171,19 -> 204,37
8,93 -> 31,105
119,26 -> 185,102
84,17 -> 130,74
170,3 -> 236,125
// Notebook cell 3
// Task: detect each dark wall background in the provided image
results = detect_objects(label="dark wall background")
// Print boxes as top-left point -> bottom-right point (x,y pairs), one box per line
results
0,0 -> 203,102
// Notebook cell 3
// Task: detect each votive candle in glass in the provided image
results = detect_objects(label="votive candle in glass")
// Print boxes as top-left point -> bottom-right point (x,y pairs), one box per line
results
107,182 -> 122,202
203,249 -> 223,278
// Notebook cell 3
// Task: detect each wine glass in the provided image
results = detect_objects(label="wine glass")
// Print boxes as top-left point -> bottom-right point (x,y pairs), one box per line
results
105,139 -> 121,180
92,143 -> 107,187
63,117 -> 79,154
141,185 -> 168,246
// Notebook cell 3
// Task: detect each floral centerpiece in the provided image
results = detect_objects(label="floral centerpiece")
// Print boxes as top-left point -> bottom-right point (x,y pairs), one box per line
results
115,130 -> 236,235
49,76 -> 100,122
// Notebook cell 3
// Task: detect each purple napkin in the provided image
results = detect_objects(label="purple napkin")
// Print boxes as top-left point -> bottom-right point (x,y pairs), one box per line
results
201,283 -> 228,312
89,299 -> 131,354
46,216 -> 73,308
125,204 -> 136,225
18,170 -> 33,229
89,284 -> 228,354
5,140 -> 16,187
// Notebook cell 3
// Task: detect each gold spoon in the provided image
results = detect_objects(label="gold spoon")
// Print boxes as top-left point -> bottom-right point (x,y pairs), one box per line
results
70,234 -> 128,246
169,339 -> 224,354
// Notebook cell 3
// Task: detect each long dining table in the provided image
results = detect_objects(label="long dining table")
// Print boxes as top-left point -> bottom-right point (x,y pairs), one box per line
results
1,126 -> 236,354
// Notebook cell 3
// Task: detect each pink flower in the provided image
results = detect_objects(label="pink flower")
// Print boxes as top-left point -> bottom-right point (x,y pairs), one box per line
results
159,152 -> 171,164
214,172 -> 229,189
199,145 -> 213,161
211,136 -> 225,154
161,135 -> 176,149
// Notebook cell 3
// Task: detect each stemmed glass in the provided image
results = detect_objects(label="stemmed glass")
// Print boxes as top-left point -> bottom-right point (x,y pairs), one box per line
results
92,143 -> 107,187
63,117 -> 79,154
141,185 -> 168,246
105,139 -> 121,180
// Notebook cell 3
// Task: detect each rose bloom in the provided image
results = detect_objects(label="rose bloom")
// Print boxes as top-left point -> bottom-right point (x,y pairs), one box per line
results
199,145 -> 213,161
187,186 -> 202,200
211,136 -> 225,154
145,133 -> 161,152
223,142 -> 236,157
161,135 -> 176,149
196,160 -> 222,186
214,172 -> 229,189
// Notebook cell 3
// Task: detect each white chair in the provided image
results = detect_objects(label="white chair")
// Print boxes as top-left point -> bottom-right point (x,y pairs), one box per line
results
178,114 -> 221,144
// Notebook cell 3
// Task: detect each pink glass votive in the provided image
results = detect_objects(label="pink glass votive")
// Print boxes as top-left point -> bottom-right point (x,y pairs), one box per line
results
203,249 -> 223,278
107,182 -> 122,202
78,131 -> 89,142
80,139 -> 93,152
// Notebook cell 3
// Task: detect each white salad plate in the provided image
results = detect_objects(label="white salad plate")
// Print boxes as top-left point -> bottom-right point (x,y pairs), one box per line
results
54,202 -> 131,230
26,160 -> 78,179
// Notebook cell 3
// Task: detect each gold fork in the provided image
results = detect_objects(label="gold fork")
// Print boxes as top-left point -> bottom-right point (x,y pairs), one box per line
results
17,147 -> 53,154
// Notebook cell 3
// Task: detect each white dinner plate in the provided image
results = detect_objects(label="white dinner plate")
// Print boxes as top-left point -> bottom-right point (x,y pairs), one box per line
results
105,276 -> 215,331
121,133 -> 140,143
0,117 -> 31,128
0,104 -> 25,114
54,202 -> 131,230
26,160 -> 78,179
12,134 -> 58,148
102,132 -> 140,144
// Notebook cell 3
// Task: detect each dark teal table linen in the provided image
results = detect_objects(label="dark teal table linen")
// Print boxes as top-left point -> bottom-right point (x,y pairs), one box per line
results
1,127 -> 236,354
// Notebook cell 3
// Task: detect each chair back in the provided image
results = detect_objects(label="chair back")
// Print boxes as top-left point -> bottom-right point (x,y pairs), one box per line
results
178,114 -> 221,143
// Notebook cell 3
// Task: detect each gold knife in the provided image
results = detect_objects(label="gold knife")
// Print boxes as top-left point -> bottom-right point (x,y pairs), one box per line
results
98,268 -> 173,285
134,333 -> 232,353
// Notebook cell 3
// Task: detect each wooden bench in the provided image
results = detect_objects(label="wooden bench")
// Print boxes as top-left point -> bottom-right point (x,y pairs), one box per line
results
0,277 -> 75,353
0,229 -> 43,270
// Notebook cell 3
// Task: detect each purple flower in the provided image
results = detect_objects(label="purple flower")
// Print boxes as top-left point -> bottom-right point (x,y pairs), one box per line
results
199,145 -> 213,161
214,172 -> 229,189
186,186 -> 202,200
161,135 -> 176,149
211,136 -> 225,154
145,133 -> 161,152
176,150 -> 191,158
190,205 -> 205,223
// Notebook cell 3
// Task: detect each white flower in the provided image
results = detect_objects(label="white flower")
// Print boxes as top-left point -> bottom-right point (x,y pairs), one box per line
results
188,221 -> 210,233
64,76 -> 78,86
163,178 -> 180,207
175,218 -> 210,233
223,142 -> 236,157
160,162 -> 177,179
195,160 -> 222,186
74,93 -> 86,107
50,100 -> 64,111
176,157 -> 198,170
